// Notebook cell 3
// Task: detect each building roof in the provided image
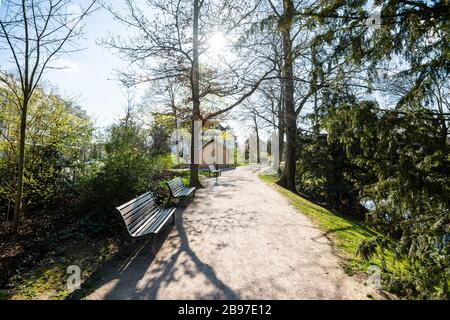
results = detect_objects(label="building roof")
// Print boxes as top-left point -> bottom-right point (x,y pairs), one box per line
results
198,138 -> 231,151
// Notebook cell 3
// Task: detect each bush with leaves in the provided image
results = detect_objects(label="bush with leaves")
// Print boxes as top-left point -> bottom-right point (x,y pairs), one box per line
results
78,119 -> 173,232
296,134 -> 367,218
325,100 -> 450,299
0,88 -> 93,216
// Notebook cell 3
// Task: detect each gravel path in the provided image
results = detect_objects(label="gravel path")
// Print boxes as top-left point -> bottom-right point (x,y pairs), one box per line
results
87,165 -> 372,300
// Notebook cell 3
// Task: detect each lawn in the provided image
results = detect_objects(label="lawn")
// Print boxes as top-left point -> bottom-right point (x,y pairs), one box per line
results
163,168 -> 208,187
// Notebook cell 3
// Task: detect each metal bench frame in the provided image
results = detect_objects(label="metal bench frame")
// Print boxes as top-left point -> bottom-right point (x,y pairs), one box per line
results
116,191 -> 176,255
208,165 -> 222,177
166,177 -> 196,204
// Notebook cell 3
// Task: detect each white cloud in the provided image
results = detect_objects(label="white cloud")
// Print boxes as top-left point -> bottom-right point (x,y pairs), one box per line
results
50,58 -> 81,73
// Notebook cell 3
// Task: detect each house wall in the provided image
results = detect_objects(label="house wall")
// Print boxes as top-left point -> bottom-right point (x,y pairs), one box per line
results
199,142 -> 232,168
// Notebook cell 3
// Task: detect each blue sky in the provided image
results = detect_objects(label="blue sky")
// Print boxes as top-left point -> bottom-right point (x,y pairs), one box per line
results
46,11 -> 125,126
0,2 -> 265,143
0,3 -> 131,129
40,8 -> 130,129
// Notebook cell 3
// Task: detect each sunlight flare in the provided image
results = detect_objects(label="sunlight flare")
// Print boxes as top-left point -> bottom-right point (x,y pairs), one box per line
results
207,32 -> 228,54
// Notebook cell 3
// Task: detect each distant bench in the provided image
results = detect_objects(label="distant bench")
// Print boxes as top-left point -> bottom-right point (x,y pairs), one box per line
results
167,177 -> 196,203
208,165 -> 221,177
116,191 -> 176,255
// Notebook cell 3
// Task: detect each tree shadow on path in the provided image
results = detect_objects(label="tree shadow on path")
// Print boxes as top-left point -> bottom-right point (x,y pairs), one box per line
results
68,202 -> 240,300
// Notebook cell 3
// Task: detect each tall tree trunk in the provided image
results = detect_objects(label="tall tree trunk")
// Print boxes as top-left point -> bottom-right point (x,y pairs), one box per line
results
172,101 -> 180,166
278,87 -> 284,168
254,116 -> 261,164
277,0 -> 296,192
189,0 -> 202,187
11,99 -> 28,234
311,44 -> 320,133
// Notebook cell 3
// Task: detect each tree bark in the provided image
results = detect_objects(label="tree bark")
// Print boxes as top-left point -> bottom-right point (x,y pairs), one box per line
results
189,0 -> 202,187
172,100 -> 181,166
278,84 -> 284,167
254,116 -> 261,164
11,98 -> 28,234
277,0 -> 296,192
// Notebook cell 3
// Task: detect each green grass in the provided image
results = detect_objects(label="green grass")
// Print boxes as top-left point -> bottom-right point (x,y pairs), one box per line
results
11,266 -> 69,300
259,173 -> 408,280
162,168 -> 207,187
4,239 -> 119,300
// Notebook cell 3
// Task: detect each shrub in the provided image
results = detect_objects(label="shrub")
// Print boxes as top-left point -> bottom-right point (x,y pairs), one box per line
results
77,121 -> 173,232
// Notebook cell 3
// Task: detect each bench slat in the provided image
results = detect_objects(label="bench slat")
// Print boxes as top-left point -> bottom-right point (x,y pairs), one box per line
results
116,191 -> 175,237
167,177 -> 196,199
131,208 -> 164,236
135,208 -> 175,236
170,183 -> 184,192
122,196 -> 156,221
174,187 -> 195,197
208,165 -> 221,176
117,192 -> 153,212
127,206 -> 159,234
167,177 -> 183,187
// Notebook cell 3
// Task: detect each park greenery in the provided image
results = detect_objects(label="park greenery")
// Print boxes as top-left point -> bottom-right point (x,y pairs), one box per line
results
0,0 -> 449,299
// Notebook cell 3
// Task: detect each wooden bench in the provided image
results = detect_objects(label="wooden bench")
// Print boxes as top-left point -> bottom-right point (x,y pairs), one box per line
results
208,165 -> 222,177
116,191 -> 176,255
167,177 -> 196,203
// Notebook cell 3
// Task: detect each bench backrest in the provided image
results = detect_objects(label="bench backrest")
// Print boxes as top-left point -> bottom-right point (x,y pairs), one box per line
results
208,165 -> 216,171
116,191 -> 158,236
167,177 -> 185,195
